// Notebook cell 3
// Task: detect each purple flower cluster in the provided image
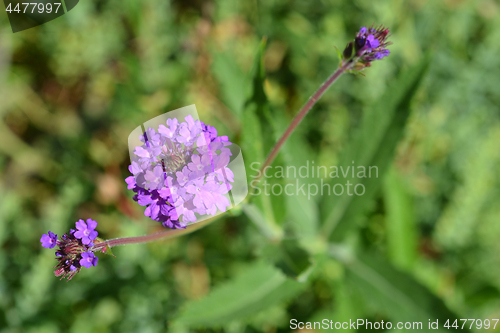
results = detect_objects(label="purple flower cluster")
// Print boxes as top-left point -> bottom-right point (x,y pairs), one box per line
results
342,24 -> 391,70
40,219 -> 100,281
126,115 -> 234,229
355,26 -> 391,60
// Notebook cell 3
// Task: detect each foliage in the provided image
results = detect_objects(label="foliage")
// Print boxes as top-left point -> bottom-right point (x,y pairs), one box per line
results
1,0 -> 500,332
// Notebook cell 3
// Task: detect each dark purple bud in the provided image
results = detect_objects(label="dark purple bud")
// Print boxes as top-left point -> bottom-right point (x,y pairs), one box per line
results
343,42 -> 354,59
355,37 -> 366,52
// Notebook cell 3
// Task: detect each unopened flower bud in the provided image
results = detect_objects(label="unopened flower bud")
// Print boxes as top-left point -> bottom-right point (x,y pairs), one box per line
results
343,41 -> 354,59
345,24 -> 392,71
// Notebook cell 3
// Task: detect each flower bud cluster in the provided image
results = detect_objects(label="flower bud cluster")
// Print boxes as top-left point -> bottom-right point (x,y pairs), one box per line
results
40,219 -> 100,281
342,24 -> 391,71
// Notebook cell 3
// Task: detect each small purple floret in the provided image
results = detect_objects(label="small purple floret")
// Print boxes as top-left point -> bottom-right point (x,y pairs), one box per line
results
80,252 -> 98,268
40,231 -> 58,249
366,35 -> 379,48
74,219 -> 98,245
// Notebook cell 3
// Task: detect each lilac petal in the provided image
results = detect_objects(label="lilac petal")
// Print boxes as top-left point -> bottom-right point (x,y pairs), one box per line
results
366,35 -> 379,48
162,219 -> 174,228
137,194 -> 153,206
214,194 -> 230,212
130,161 -> 143,174
144,170 -> 158,182
81,236 -> 92,245
80,252 -> 96,268
125,176 -> 136,189
158,124 -> 171,137
75,219 -> 87,231
160,203 -> 172,216
134,146 -> 150,158
166,118 -> 179,131
80,255 -> 89,268
74,230 -> 85,239
86,219 -> 97,230
88,230 -> 98,240
158,188 -> 172,199
40,232 -> 57,249
185,115 -> 196,129
205,204 -> 217,216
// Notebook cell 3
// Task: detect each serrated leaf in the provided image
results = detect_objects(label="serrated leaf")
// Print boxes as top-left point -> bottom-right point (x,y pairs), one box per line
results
320,54 -> 431,241
173,262 -> 307,327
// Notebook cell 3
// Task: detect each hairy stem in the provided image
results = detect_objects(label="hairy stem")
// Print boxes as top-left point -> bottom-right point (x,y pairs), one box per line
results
251,59 -> 355,188
91,216 -> 220,251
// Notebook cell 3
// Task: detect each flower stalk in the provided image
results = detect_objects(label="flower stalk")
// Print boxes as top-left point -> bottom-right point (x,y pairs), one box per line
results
252,24 -> 391,187
252,59 -> 355,186
90,216 -> 218,251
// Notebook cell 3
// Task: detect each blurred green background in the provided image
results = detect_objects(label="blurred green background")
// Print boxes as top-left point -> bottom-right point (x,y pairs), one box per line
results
1,0 -> 500,332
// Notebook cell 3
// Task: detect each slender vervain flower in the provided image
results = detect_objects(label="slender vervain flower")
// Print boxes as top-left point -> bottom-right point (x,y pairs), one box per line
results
126,115 -> 234,229
41,219 -> 102,281
41,115 -> 239,281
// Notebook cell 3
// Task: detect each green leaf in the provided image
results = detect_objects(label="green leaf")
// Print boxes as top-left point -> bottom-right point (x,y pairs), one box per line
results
345,69 -> 366,76
241,38 -> 284,228
241,38 -> 269,185
242,203 -> 282,241
320,55 -> 431,241
285,192 -> 319,240
173,262 -> 307,327
334,46 -> 343,65
212,52 -> 249,118
336,250 -> 470,332
268,239 -> 314,279
102,244 -> 116,257
94,238 -> 116,257
384,167 -> 417,270
243,37 -> 276,154
266,98 -> 319,233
